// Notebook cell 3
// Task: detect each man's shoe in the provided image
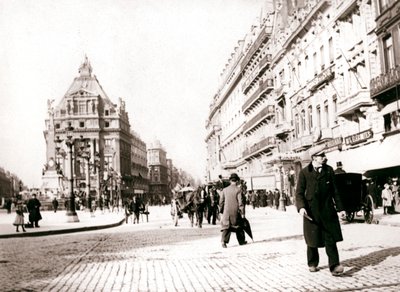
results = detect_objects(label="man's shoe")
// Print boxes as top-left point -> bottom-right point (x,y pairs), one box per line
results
331,265 -> 344,276
221,243 -> 227,248
239,241 -> 247,246
309,266 -> 319,272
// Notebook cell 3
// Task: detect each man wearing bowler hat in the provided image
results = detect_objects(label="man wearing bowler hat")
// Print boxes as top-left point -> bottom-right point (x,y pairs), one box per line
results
296,146 -> 346,276
219,172 -> 246,248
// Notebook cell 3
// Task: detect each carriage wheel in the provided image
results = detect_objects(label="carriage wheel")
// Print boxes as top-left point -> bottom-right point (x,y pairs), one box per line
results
345,211 -> 355,222
363,195 -> 374,224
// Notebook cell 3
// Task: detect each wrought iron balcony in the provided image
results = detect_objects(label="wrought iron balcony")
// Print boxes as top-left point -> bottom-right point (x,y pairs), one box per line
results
336,89 -> 373,118
242,78 -> 274,113
242,136 -> 276,159
243,105 -> 275,134
292,134 -> 313,151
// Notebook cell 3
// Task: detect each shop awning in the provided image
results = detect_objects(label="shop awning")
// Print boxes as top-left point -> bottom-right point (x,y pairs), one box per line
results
327,134 -> 400,176
362,134 -> 400,176
380,100 -> 400,116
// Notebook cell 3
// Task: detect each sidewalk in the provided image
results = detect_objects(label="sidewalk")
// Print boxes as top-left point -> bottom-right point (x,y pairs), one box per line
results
1,204 -> 399,239
0,209 -> 126,239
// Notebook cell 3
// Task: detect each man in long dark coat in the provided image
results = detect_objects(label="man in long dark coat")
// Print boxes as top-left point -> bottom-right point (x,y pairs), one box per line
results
27,193 -> 42,227
296,148 -> 345,276
219,173 -> 246,248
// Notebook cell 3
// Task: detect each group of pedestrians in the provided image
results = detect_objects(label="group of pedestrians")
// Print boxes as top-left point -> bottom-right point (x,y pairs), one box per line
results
13,193 -> 42,232
219,145 -> 345,276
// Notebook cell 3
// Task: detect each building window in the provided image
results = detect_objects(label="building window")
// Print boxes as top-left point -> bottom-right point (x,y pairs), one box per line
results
316,105 -> 321,128
78,101 -> 86,114
333,95 -> 338,124
329,37 -> 334,64
105,121 -> 110,128
308,106 -> 313,131
379,0 -> 391,13
301,109 -> 306,132
79,121 -> 85,128
383,34 -> 395,72
320,45 -> 325,70
324,101 -> 329,128
55,123 -> 60,129
313,52 -> 318,76
295,113 -> 300,137
105,109 -> 109,116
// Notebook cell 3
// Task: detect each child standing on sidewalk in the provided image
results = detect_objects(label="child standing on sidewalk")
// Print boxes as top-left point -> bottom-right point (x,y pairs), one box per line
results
13,199 -> 26,232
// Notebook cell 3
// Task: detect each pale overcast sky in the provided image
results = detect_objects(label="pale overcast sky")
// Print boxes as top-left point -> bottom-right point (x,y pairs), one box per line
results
0,0 -> 267,187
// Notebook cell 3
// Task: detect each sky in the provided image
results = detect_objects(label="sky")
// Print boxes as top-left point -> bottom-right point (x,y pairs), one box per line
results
0,0 -> 268,187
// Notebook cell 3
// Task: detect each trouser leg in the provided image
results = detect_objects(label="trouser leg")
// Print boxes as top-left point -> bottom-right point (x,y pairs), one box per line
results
221,229 -> 231,244
325,233 -> 340,271
307,246 -> 319,267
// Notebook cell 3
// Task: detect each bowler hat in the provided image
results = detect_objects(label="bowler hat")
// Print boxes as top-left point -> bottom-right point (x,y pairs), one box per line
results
336,161 -> 343,167
229,173 -> 240,182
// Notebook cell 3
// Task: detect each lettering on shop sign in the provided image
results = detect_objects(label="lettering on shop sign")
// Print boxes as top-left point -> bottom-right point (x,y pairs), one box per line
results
344,129 -> 373,145
326,137 -> 343,148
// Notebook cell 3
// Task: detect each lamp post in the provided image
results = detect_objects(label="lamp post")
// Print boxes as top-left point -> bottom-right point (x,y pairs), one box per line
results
78,136 -> 91,210
278,165 -> 286,212
55,123 -> 79,222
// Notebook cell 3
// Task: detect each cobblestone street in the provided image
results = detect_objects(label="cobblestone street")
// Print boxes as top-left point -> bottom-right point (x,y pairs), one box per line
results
1,206 -> 400,291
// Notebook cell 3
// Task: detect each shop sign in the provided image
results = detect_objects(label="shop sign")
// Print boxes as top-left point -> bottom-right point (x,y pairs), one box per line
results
325,137 -> 343,148
252,175 -> 276,190
370,66 -> 400,97
344,129 -> 373,145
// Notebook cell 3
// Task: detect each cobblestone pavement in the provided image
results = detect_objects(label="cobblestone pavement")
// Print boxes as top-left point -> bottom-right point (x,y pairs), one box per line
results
1,206 -> 400,292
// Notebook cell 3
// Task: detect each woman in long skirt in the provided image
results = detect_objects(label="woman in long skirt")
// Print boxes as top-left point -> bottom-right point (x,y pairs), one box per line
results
13,200 -> 26,232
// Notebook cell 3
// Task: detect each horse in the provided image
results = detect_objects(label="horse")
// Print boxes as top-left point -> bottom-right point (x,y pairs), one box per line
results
172,190 -> 197,227
192,186 -> 208,228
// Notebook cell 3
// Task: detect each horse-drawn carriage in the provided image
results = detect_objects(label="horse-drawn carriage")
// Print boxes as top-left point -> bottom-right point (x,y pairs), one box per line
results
335,173 -> 374,224
171,186 -> 207,227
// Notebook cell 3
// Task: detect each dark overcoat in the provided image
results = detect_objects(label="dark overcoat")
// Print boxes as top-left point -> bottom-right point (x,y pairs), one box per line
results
27,198 -> 42,222
296,163 -> 344,248
219,184 -> 244,231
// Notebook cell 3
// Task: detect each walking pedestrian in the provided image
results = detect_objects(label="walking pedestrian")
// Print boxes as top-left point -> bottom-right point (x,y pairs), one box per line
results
5,198 -> 12,214
391,179 -> 400,213
130,196 -> 141,224
52,197 -> 59,213
381,183 -> 394,215
219,173 -> 246,248
27,193 -> 42,228
249,190 -> 257,209
13,198 -> 26,232
296,148 -> 346,276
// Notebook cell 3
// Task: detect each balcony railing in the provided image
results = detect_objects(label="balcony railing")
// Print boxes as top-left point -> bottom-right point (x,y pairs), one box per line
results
275,121 -> 293,137
242,78 -> 274,113
292,134 -> 313,151
336,89 -> 373,117
309,65 -> 335,92
370,65 -> 400,98
240,27 -> 272,70
242,136 -> 276,158
259,53 -> 272,70
243,105 -> 275,134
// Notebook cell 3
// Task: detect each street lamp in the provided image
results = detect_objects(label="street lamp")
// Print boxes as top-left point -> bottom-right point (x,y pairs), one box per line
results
55,123 -> 79,222
78,136 -> 91,209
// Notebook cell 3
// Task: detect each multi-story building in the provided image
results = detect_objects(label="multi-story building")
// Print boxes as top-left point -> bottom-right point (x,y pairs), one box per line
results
42,57 -> 132,207
368,0 -> 400,178
206,0 -> 400,195
130,130 -> 149,198
147,140 -> 169,204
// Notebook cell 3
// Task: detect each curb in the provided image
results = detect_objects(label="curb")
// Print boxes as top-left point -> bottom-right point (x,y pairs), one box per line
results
0,217 -> 126,239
